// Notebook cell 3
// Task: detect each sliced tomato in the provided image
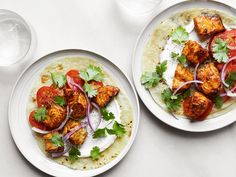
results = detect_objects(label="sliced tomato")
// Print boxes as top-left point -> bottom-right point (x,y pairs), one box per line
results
28,111 -> 46,130
36,86 -> 59,107
209,29 -> 236,59
66,70 -> 85,88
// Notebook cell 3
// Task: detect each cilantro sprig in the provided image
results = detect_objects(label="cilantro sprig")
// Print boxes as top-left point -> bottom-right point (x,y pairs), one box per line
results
214,95 -> 224,109
51,73 -> 66,88
79,65 -> 104,98
225,71 -> 236,88
51,134 -> 64,147
212,38 -> 229,63
161,88 -> 191,112
140,60 -> 167,89
101,108 -> 115,121
171,52 -> 187,65
90,146 -> 101,160
54,96 -> 66,106
171,26 -> 189,44
68,146 -> 81,163
34,107 -> 47,122
93,121 -> 126,139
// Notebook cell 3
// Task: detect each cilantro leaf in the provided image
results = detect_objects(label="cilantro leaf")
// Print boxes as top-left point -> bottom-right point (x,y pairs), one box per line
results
156,60 -> 167,77
109,121 -> 126,138
171,26 -> 189,44
214,95 -> 224,109
90,146 -> 101,160
171,52 -> 187,65
101,108 -> 115,121
212,38 -> 229,63
54,96 -> 66,106
80,65 -> 104,82
68,146 -> 81,163
225,71 -> 236,88
34,107 -> 47,122
51,73 -> 66,88
51,134 -> 64,147
93,128 -> 106,139
140,60 -> 167,89
140,72 -> 160,89
83,82 -> 97,98
161,88 -> 181,112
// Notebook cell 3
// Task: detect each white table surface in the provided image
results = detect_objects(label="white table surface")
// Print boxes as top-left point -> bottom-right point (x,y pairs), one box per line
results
1,0 -> 236,176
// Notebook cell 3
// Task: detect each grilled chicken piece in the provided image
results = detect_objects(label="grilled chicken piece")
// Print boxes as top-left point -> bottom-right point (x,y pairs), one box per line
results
194,14 -> 225,38
183,91 -> 213,120
172,64 -> 194,93
63,120 -> 87,145
93,85 -> 120,108
64,89 -> 87,119
43,105 -> 66,130
197,62 -> 221,95
43,133 -> 64,153
182,40 -> 209,65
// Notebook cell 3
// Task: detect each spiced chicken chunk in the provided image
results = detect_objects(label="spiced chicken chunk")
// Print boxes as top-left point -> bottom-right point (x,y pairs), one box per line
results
197,62 -> 221,95
194,14 -> 225,38
43,105 -> 66,130
183,91 -> 213,121
172,64 -> 194,93
63,120 -> 87,145
43,133 -> 64,153
93,85 -> 120,108
182,40 -> 209,65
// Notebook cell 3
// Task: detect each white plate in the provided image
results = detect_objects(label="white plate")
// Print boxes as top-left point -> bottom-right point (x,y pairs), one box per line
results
9,49 -> 140,177
132,0 -> 236,132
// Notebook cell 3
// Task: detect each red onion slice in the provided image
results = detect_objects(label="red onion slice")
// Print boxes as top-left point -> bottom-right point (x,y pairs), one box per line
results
221,56 -> 236,88
32,106 -> 71,134
194,63 -> 200,89
67,76 -> 94,131
66,75 -> 77,91
91,102 -> 102,130
172,80 -> 203,96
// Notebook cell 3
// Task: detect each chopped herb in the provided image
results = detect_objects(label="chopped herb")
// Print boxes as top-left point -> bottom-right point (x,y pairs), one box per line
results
90,146 -> 101,160
171,52 -> 187,65
54,96 -> 66,106
214,95 -> 224,109
108,121 -> 126,138
93,128 -> 106,139
51,134 -> 64,147
171,26 -> 189,44
34,107 -> 47,122
101,108 -> 115,121
212,38 -> 229,63
161,88 -> 181,112
80,65 -> 104,82
140,72 -> 160,89
68,146 -> 81,163
140,60 -> 167,89
83,82 -> 97,98
225,71 -> 236,88
51,73 -> 66,88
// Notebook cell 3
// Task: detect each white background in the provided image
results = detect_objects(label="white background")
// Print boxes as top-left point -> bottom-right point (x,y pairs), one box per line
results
1,0 -> 236,176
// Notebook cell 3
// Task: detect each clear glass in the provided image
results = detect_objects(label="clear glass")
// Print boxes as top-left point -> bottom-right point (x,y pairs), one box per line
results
0,9 -> 31,66
118,0 -> 162,14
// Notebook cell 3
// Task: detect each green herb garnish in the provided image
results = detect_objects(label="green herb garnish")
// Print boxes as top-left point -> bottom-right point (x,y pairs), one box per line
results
51,73 -> 66,88
171,26 -> 189,44
51,134 -> 64,147
140,60 -> 167,89
212,38 -> 229,63
101,108 -> 115,121
225,72 -> 236,88
54,96 -> 66,106
68,146 -> 81,163
214,95 -> 224,109
90,146 -> 101,160
83,82 -> 97,98
171,52 -> 187,65
34,107 -> 47,122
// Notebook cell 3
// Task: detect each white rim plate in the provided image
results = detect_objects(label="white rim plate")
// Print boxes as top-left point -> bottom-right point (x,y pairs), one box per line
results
8,49 -> 140,177
132,0 -> 236,132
